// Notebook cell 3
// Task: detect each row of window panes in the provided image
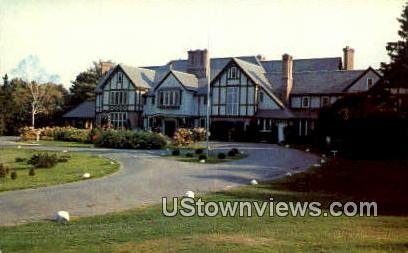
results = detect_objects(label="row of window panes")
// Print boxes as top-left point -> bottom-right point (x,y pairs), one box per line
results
159,90 -> 181,106
110,91 -> 128,105
110,112 -> 127,129
226,87 -> 239,115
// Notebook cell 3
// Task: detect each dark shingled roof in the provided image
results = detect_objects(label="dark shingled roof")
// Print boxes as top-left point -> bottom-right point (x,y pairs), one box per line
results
256,109 -> 294,119
261,57 -> 342,73
265,69 -> 367,95
292,70 -> 366,94
63,101 -> 95,119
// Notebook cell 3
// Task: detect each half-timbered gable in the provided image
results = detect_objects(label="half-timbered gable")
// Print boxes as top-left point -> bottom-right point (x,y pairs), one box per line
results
95,64 -> 155,128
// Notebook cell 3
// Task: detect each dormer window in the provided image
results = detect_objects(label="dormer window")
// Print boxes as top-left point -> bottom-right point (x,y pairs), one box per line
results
302,97 -> 310,108
321,96 -> 330,107
228,66 -> 239,79
367,78 -> 373,89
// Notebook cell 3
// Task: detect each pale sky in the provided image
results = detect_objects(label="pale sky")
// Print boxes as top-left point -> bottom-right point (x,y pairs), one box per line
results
0,0 -> 405,88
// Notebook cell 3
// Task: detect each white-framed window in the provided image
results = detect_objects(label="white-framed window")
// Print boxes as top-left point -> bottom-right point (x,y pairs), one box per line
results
226,87 -> 239,115
302,96 -> 310,108
321,96 -> 330,107
367,78 -> 374,89
109,91 -> 128,105
110,112 -> 127,129
228,66 -> 239,79
158,90 -> 181,107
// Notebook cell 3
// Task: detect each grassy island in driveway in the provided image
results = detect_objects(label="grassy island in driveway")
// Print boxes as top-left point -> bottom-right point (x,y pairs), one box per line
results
0,148 -> 119,192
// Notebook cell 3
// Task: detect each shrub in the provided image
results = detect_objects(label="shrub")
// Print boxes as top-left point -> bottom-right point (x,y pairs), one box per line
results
198,154 -> 207,160
58,155 -> 71,163
172,149 -> 180,156
20,126 -> 91,143
10,171 -> 17,180
19,127 -> 39,141
52,127 -> 90,143
15,157 -> 26,163
28,153 -> 58,168
28,168 -> 35,176
185,152 -> 194,157
94,129 -> 167,149
173,128 -> 206,146
217,153 -> 226,159
0,163 -> 9,178
231,148 -> 239,155
195,148 -> 203,155
228,150 -> 236,157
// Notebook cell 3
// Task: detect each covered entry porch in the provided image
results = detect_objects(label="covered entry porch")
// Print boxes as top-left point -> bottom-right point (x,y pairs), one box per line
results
144,114 -> 197,137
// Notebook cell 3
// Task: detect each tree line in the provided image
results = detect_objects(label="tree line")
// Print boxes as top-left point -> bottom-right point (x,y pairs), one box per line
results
0,61 -> 105,135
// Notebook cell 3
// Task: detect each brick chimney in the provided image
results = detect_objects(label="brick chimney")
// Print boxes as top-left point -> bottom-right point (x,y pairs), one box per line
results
281,54 -> 293,105
100,61 -> 114,76
187,49 -> 209,78
343,46 -> 354,70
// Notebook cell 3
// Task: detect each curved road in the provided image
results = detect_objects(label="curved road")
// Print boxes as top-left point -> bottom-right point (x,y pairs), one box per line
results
0,137 -> 318,225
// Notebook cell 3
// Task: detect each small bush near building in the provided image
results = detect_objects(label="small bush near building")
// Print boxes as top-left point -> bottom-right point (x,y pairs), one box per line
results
20,127 -> 91,143
185,152 -> 194,157
172,149 -> 180,156
0,163 -> 9,178
195,148 -> 203,155
94,130 -> 167,149
198,154 -> 207,161
28,153 -> 59,169
10,171 -> 17,180
217,153 -> 226,159
15,157 -> 26,163
173,128 -> 206,146
231,148 -> 239,155
28,168 -> 35,176
228,150 -> 236,157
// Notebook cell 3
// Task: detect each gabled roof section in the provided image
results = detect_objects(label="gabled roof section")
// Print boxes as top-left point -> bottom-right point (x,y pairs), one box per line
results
225,58 -> 284,108
153,70 -> 198,92
261,57 -> 342,73
63,101 -> 95,119
95,64 -> 156,92
292,69 -> 367,94
342,67 -> 382,92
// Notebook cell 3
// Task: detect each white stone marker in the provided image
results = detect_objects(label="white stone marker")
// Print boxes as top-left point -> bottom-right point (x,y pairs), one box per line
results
56,211 -> 70,224
250,179 -> 258,185
184,190 -> 195,198
82,173 -> 91,179
199,159 -> 206,163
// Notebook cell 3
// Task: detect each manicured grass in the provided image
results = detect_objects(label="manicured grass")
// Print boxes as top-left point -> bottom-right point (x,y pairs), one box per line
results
17,140 -> 93,148
0,158 -> 407,252
0,148 -> 119,192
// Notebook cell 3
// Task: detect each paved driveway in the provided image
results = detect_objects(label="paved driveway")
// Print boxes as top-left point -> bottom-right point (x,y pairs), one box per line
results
0,137 -> 318,225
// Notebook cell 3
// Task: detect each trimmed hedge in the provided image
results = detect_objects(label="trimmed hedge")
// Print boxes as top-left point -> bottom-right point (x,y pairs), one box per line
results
94,130 -> 168,149
20,127 -> 91,143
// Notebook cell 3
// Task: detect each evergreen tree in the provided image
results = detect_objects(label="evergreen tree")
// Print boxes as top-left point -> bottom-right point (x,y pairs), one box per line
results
381,2 -> 408,88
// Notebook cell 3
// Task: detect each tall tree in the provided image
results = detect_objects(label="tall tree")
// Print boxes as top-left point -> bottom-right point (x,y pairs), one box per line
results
27,81 -> 47,128
69,60 -> 112,106
381,2 -> 408,88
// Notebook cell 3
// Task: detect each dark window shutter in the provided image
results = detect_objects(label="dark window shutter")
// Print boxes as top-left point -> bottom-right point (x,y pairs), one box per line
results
179,90 -> 183,105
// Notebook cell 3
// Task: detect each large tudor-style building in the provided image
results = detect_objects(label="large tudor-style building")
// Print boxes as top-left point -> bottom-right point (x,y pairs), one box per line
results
88,47 -> 381,142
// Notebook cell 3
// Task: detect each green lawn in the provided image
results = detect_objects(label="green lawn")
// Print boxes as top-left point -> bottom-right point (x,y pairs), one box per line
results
17,140 -> 93,148
0,148 -> 119,192
0,157 -> 407,252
